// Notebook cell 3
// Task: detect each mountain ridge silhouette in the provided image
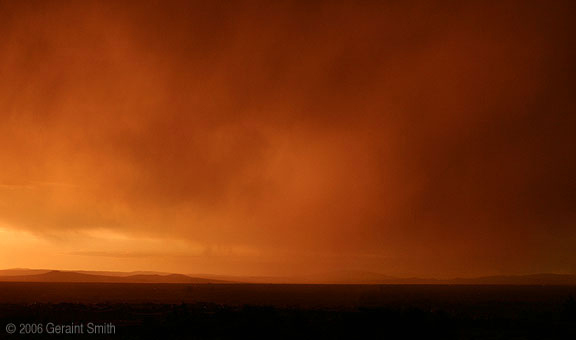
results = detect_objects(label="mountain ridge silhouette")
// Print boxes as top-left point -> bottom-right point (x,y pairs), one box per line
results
2,269 -> 576,284
0,270 -> 230,283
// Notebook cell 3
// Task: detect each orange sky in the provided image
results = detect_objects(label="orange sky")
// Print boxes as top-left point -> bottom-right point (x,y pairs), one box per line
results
0,0 -> 575,278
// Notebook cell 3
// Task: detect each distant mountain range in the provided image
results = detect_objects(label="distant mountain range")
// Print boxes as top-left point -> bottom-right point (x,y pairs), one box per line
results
1,269 -> 576,285
0,270 -> 230,284
188,270 -> 398,284
188,270 -> 576,285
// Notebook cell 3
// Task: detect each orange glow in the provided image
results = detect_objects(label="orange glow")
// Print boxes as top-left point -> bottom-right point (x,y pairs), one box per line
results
0,1 -> 575,278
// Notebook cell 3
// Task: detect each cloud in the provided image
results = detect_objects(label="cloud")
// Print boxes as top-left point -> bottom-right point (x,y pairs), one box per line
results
0,0 -> 574,276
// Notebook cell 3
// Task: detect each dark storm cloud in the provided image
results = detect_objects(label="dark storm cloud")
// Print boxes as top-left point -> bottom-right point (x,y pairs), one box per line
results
0,0 -> 574,276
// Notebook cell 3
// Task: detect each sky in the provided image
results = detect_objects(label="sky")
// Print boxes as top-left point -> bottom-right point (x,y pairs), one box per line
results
0,0 -> 574,278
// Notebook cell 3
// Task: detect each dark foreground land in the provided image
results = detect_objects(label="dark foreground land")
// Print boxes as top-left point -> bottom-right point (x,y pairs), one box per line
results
0,283 -> 575,339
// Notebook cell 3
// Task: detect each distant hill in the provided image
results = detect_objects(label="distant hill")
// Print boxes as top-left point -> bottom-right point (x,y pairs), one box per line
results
188,270 -> 397,284
77,270 -> 176,277
448,273 -> 576,285
0,269 -> 176,278
0,268 -> 51,276
2,269 -> 576,285
0,270 -> 229,284
191,271 -> 576,285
